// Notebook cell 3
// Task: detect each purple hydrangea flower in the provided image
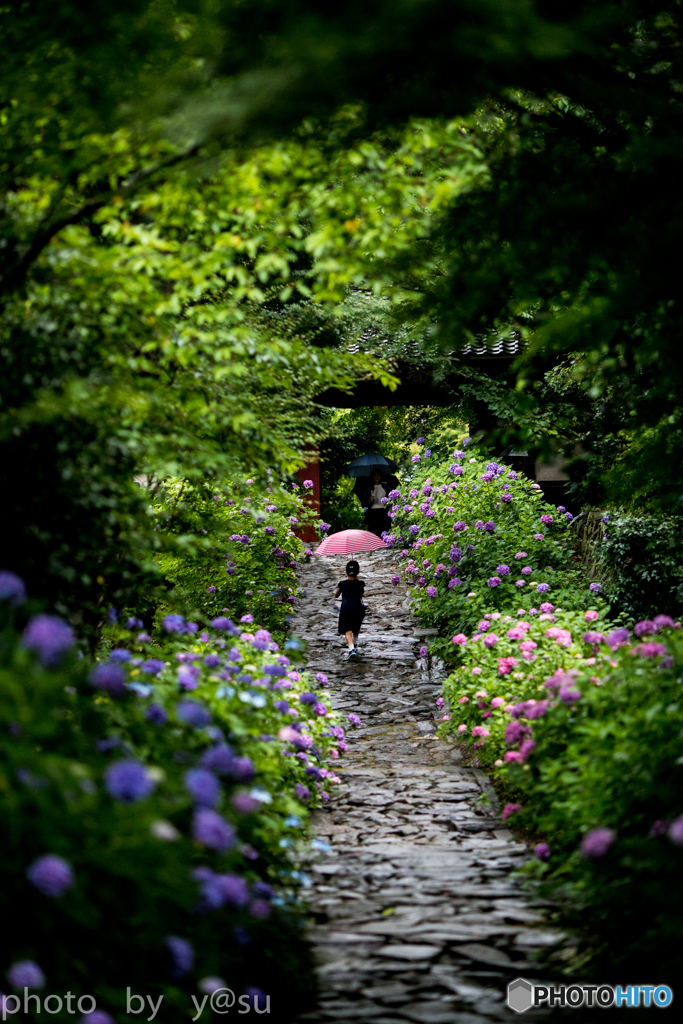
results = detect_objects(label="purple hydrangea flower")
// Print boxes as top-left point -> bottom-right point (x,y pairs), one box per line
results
488,577 -> 502,588
313,703 -> 328,716
82,1012 -> 115,1024
580,827 -> 615,858
231,792 -> 260,814
228,756 -> 255,781
193,808 -> 236,852
90,663 -> 127,698
211,616 -> 233,631
140,658 -> 165,676
27,855 -> 74,897
206,585 -> 217,594
589,582 -> 601,593
7,961 -> 45,989
165,936 -> 194,978
606,627 -> 629,649
448,578 -> 460,589
200,744 -> 235,774
218,873 -> 250,906
426,586 -> 437,598
145,703 -> 168,726
536,583 -> 549,593
163,614 -> 185,633
203,653 -> 220,669
264,664 -> 286,677
184,768 -> 220,807
176,700 -> 212,728
419,646 -> 428,658
411,454 -> 420,463
634,619 -> 657,637
105,761 -> 155,803
315,672 -> 328,684
348,713 -> 361,727
109,648 -> 131,663
22,615 -> 75,667
496,565 -> 510,576
534,843 -> 550,861
0,571 -> 27,606
540,514 -> 553,526
294,783 -> 310,800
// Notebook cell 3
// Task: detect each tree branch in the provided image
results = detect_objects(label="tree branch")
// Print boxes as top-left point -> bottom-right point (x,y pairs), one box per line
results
0,143 -> 201,298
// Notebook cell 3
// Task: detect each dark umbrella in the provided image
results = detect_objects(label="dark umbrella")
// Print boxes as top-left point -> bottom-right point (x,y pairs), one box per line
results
346,453 -> 399,477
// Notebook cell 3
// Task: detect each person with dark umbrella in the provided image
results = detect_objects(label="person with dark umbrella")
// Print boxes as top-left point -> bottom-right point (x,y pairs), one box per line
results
363,469 -> 391,537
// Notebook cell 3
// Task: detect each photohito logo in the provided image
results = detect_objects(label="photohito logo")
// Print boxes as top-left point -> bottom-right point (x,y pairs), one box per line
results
507,979 -> 673,1012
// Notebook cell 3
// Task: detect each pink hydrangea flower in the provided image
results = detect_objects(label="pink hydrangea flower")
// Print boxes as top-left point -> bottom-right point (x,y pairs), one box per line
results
471,666 -> 482,675
483,633 -> 499,648
457,724 -> 467,733
452,633 -> 468,645
519,639 -> 537,652
502,803 -> 522,819
458,696 -> 469,704
585,609 -> 599,622
490,697 -> 505,707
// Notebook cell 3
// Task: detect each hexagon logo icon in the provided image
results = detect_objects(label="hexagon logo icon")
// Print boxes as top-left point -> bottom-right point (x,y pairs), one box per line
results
508,977 -> 534,1013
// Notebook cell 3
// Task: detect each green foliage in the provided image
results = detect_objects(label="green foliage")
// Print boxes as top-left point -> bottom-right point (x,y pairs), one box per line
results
0,592 -> 351,1019
585,510 -> 683,624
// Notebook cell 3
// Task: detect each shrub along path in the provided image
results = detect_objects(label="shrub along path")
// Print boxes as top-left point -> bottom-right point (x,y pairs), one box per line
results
291,550 -> 567,1024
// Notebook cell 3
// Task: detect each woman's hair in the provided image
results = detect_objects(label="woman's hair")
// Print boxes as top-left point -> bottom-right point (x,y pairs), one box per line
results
346,560 -> 360,577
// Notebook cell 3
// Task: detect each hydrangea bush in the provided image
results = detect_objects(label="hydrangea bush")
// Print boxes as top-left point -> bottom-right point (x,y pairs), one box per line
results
439,602 -> 611,763
154,478 -> 318,634
434,571 -> 683,975
386,441 -> 595,660
0,577 -> 350,1021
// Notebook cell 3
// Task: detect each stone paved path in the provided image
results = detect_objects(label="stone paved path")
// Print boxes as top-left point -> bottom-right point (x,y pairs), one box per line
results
291,550 -> 565,1023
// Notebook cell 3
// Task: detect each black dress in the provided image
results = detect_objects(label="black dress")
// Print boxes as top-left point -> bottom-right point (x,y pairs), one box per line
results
337,579 -> 366,635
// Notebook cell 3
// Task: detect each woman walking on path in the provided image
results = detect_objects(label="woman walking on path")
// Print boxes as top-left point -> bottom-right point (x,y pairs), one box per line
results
363,470 -> 391,538
335,560 -> 366,660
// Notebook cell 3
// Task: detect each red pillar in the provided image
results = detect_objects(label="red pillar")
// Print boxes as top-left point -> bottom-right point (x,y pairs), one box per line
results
296,449 -> 321,543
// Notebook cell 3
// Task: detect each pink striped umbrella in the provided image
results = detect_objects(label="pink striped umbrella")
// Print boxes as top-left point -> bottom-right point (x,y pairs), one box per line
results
315,529 -> 387,558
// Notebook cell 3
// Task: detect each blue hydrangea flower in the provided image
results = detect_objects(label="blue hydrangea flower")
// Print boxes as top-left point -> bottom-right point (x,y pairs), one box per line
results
90,663 -> 127,698
140,658 -> 165,676
109,649 -> 131,662
7,961 -> 45,989
176,700 -> 212,728
0,571 -> 27,607
104,761 -> 155,803
22,615 -> 75,667
145,704 -> 168,726
192,808 -> 236,852
200,744 -> 235,774
184,769 -> 220,807
165,936 -> 195,978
